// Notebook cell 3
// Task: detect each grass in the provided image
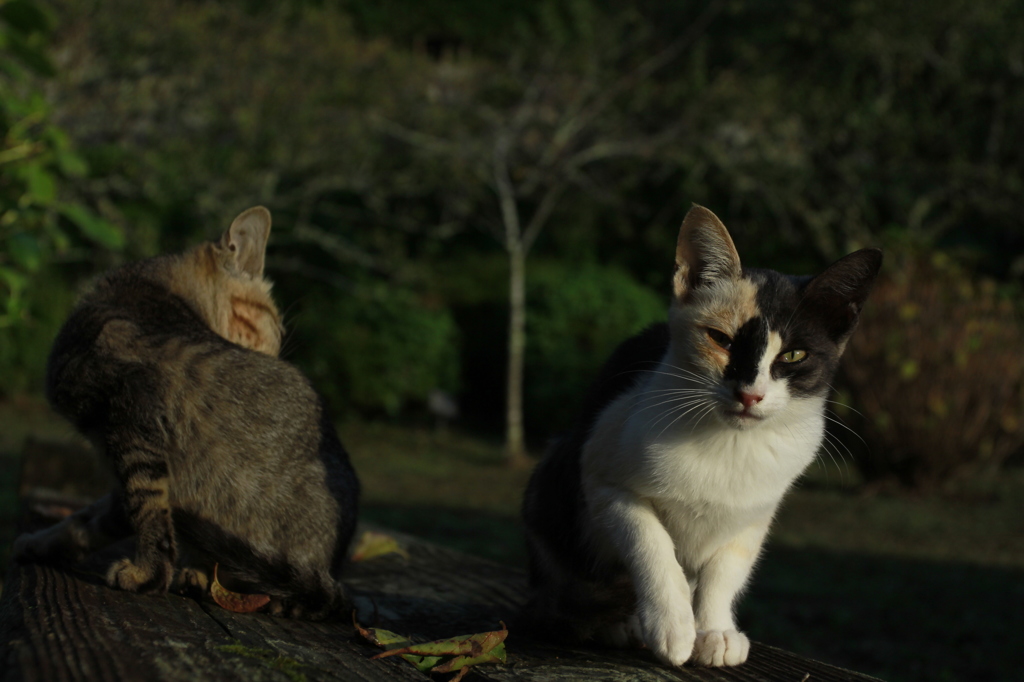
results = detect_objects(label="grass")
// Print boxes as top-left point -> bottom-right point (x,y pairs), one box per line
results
2,399 -> 1022,681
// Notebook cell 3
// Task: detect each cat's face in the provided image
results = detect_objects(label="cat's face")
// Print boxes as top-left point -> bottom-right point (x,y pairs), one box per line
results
668,206 -> 881,430
166,207 -> 284,356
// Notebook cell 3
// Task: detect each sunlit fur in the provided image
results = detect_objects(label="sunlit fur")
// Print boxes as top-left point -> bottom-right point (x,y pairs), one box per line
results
522,205 -> 881,668
14,207 -> 359,619
159,218 -> 283,357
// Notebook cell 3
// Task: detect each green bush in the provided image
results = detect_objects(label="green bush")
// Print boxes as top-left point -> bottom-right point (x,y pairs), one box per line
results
524,262 -> 665,437
292,283 -> 459,417
0,0 -> 122,322
843,251 -> 1024,489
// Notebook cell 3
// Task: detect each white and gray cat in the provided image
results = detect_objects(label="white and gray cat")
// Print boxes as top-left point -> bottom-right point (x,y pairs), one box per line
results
522,205 -> 881,666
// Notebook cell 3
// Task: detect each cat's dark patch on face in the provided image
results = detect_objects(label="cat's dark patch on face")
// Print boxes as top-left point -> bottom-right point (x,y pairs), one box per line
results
722,315 -> 767,386
744,269 -> 845,399
748,269 -> 802,331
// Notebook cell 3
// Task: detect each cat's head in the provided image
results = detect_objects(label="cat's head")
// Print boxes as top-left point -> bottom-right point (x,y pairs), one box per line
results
165,206 -> 284,356
667,205 -> 881,430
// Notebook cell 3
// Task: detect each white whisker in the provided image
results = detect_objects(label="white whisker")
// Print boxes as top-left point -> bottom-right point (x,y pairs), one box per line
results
822,411 -> 868,447
633,395 -> 708,418
645,398 -> 715,438
654,399 -> 716,440
687,402 -> 719,434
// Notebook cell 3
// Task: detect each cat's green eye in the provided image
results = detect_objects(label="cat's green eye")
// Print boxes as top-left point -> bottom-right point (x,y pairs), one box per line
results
779,349 -> 807,364
706,328 -> 732,351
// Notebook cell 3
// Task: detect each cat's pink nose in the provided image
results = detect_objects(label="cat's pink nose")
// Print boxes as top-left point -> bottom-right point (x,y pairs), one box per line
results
736,390 -> 764,409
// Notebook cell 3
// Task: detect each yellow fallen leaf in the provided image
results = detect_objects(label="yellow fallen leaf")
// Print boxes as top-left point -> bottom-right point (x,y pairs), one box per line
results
351,531 -> 409,562
210,563 -> 271,613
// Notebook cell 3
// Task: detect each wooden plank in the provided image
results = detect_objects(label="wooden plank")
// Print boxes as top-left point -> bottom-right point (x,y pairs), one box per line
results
342,532 -> 883,682
0,528 -> 882,682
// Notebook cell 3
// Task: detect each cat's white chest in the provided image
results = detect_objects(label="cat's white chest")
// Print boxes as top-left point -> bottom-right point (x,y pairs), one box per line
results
581,388 -> 824,566
637,416 -> 820,506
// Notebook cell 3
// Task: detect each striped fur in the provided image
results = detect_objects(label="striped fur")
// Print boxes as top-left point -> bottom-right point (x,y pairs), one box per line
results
14,207 -> 359,618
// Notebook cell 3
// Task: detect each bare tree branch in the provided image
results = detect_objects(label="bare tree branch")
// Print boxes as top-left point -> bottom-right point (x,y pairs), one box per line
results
374,115 -> 470,158
265,255 -> 352,290
288,223 -> 380,271
492,130 -> 522,253
550,0 -> 725,153
523,181 -> 566,254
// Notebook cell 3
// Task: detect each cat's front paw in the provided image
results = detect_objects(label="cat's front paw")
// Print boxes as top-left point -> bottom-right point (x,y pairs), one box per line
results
639,600 -> 696,666
106,557 -> 173,593
691,629 -> 750,666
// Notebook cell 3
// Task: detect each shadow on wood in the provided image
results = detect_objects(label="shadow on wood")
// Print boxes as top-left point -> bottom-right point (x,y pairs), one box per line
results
0,527 -> 881,681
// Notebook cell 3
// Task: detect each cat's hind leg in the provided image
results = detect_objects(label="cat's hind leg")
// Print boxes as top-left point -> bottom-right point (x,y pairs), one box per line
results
264,571 -> 345,620
13,493 -> 131,565
104,440 -> 177,593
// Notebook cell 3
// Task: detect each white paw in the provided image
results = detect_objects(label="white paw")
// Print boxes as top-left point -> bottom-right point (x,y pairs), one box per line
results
639,600 -> 696,666
691,629 -> 750,666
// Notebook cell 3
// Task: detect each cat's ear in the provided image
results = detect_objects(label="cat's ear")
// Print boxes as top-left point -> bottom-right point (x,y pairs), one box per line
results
673,204 -> 742,300
802,248 -> 883,343
222,206 -> 272,278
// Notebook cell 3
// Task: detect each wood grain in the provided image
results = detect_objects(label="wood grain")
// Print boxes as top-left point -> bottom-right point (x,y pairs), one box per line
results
0,528 -> 882,682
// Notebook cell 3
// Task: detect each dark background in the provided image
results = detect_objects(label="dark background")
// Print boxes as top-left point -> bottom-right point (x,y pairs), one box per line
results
1,1 -> 1022,680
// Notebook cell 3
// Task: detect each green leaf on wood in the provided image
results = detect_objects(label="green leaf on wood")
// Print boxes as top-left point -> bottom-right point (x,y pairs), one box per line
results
355,614 -> 508,677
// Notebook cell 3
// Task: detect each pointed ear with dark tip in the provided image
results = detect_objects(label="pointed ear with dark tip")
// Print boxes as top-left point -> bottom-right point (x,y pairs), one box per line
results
801,248 -> 883,342
673,205 -> 743,300
222,206 -> 272,278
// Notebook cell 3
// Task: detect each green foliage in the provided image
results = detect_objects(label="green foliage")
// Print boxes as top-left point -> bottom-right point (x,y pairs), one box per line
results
13,0 -> 1024,485
0,0 -> 121,337
525,262 -> 664,435
677,0 -> 1024,272
294,284 -> 459,417
0,270 -> 75,395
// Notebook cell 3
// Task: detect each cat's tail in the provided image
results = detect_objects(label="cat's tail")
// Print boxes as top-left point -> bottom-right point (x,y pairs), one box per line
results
172,509 -> 350,620
520,575 -> 637,644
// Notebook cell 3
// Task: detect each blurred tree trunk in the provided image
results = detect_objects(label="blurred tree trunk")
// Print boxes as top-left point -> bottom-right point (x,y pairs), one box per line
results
379,2 -> 722,464
495,129 -> 533,468
505,243 -> 527,466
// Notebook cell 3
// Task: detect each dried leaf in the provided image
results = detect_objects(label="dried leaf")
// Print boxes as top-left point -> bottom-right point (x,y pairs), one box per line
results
354,620 -> 411,650
372,622 -> 508,661
430,642 -> 507,673
448,669 -> 471,682
354,615 -> 508,676
351,531 -> 409,562
353,615 -> 442,672
210,564 -> 271,613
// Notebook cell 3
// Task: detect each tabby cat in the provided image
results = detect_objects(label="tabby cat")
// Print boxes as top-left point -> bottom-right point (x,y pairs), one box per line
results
13,207 -> 359,618
522,205 -> 881,666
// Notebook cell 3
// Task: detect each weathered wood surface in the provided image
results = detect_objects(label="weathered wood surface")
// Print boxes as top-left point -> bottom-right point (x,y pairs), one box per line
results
0,529 -> 882,682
